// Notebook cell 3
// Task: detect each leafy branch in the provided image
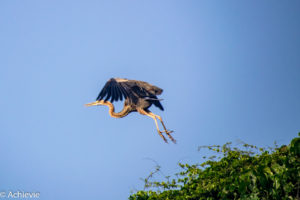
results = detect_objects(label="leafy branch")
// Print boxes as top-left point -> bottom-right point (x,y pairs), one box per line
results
130,133 -> 300,200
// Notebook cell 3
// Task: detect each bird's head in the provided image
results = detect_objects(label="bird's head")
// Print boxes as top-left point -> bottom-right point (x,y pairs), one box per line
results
85,100 -> 106,107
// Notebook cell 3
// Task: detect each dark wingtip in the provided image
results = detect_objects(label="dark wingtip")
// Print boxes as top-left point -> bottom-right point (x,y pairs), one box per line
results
156,101 -> 164,111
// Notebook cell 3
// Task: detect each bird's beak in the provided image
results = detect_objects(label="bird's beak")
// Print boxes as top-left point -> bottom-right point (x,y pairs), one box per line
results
84,101 -> 103,107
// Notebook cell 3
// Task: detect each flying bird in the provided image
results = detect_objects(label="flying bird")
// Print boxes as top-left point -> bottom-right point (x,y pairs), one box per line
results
85,78 -> 176,143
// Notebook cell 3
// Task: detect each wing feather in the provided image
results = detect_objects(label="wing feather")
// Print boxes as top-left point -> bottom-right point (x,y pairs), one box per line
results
96,78 -> 129,103
116,84 -> 122,101
104,84 -> 112,101
111,84 -> 116,102
96,83 -> 107,100
112,84 -> 119,102
115,85 -> 122,101
118,83 -> 128,100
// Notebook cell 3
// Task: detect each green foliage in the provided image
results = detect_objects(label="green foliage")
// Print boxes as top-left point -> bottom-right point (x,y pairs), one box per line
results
129,134 -> 300,200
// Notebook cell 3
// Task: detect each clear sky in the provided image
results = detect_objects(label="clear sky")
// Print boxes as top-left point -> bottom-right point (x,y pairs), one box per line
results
1,1 -> 299,199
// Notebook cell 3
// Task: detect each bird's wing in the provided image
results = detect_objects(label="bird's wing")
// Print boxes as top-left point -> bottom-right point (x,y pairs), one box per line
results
120,79 -> 164,111
96,78 -> 133,103
122,80 -> 163,97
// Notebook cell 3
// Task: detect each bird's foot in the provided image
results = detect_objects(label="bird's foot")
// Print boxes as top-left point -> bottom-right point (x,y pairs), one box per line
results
164,130 -> 176,144
157,130 -> 176,143
158,131 -> 168,143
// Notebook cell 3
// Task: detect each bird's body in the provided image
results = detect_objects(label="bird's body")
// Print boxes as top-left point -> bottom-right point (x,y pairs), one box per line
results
85,78 -> 175,143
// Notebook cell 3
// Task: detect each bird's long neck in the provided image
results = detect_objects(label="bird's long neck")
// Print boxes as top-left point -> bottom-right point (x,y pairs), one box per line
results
85,100 -> 131,118
102,101 -> 131,118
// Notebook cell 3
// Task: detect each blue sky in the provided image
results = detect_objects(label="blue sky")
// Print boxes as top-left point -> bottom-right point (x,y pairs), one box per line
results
1,1 -> 299,199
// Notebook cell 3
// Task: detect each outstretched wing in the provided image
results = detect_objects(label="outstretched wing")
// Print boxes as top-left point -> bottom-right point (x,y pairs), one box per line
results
96,78 -> 132,103
120,79 -> 164,111
124,79 -> 163,97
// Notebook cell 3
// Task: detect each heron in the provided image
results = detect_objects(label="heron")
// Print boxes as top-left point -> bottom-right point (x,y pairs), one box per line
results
85,78 -> 176,143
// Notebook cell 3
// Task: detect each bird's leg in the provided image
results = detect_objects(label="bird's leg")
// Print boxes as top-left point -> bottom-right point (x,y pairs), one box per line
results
150,113 -> 176,144
137,109 -> 168,143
